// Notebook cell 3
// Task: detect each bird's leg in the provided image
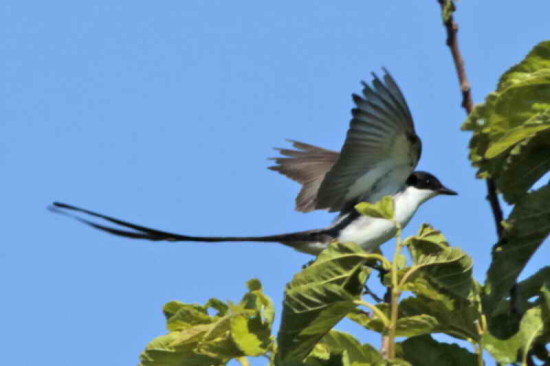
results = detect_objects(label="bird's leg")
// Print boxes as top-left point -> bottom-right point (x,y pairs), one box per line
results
362,262 -> 388,302
363,283 -> 383,303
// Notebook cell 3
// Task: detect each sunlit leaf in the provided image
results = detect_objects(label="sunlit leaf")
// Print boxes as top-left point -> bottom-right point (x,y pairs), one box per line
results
347,306 -> 388,335
236,278 -> 275,356
320,330 -> 382,366
463,40 -> 550,203
398,294 -> 479,341
349,309 -> 439,338
276,330 -> 383,366
398,270 -> 481,341
276,242 -> 371,362
396,253 -> 408,270
406,225 -> 475,299
141,280 -> 274,365
163,301 -> 217,332
441,0 -> 456,22
540,285 -> 550,347
498,41 -> 550,90
355,196 -> 395,220
484,306 -> 546,364
139,333 -> 223,366
196,312 -> 243,359
241,278 -> 275,325
230,308 -> 273,356
348,225 -> 479,341
484,112 -> 550,159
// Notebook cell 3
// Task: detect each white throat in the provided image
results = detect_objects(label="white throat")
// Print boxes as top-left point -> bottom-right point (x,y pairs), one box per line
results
393,186 -> 437,223
337,186 -> 438,252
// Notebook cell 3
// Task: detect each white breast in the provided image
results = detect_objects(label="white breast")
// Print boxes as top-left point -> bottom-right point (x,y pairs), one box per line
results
337,187 -> 432,252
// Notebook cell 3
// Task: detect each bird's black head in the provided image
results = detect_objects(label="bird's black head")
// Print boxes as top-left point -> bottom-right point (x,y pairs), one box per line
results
406,171 -> 457,195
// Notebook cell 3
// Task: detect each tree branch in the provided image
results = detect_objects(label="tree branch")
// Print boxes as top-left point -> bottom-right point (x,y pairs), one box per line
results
436,0 -> 504,239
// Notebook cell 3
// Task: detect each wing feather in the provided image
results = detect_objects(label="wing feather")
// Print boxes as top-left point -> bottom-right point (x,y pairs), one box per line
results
317,70 -> 421,212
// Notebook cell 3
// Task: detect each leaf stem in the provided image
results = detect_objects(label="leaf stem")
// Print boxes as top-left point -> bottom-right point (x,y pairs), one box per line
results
399,266 -> 420,288
354,299 -> 391,326
475,344 -> 484,366
358,253 -> 392,271
386,222 -> 404,359
474,315 -> 487,366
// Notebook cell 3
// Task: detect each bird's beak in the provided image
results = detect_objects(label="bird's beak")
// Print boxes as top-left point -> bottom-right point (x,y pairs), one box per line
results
438,186 -> 458,195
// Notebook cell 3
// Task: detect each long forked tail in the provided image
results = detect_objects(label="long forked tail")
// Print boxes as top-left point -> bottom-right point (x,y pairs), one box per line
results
49,202 -> 330,245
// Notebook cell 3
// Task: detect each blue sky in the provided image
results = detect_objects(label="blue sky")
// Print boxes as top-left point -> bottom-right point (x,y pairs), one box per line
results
2,1 -> 549,365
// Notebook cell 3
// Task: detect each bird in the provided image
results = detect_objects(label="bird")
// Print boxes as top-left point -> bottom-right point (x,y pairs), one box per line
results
51,70 -> 457,256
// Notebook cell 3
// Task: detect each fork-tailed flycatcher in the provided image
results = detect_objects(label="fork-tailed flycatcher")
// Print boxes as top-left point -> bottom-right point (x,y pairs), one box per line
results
51,70 -> 457,255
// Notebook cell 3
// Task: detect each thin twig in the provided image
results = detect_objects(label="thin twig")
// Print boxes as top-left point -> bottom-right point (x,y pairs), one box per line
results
436,0 -> 504,239
486,180 -> 504,238
381,286 -> 392,358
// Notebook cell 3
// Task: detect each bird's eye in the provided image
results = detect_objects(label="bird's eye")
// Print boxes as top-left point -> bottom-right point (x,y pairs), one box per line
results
426,178 -> 431,185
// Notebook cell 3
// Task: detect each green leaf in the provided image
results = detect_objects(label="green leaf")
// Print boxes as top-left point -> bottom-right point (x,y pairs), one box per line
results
484,306 -> 546,364
398,294 -> 479,341
278,338 -> 365,366
485,267 -> 550,339
242,278 -> 275,325
276,242 -> 371,362
517,266 -> 550,301
141,280 -> 274,365
373,359 -> 412,366
395,253 -> 408,270
348,306 -> 388,334
540,285 -> 550,342
440,0 -> 456,23
139,333 -> 223,366
195,312 -> 244,359
484,111 -> 550,159
205,298 -> 230,316
398,335 -> 477,366
320,330 -> 382,365
355,196 -> 395,220
541,283 -> 550,311
230,307 -> 272,356
484,185 -> 550,315
163,301 -> 217,332
394,315 -> 439,338
399,269 -> 481,341
406,225 -> 475,299
306,355 -> 346,366
348,226 -> 480,341
247,278 -> 262,291
463,40 -> 550,203
497,125 -> 550,203
498,40 -> 550,90
349,308 -> 439,338
281,352 -> 346,366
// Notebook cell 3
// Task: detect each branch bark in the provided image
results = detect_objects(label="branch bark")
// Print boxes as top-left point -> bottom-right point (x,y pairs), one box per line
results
436,0 -> 504,239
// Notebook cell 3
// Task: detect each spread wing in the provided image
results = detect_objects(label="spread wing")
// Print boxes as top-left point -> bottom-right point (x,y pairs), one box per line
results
269,140 -> 339,212
317,70 -> 422,212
